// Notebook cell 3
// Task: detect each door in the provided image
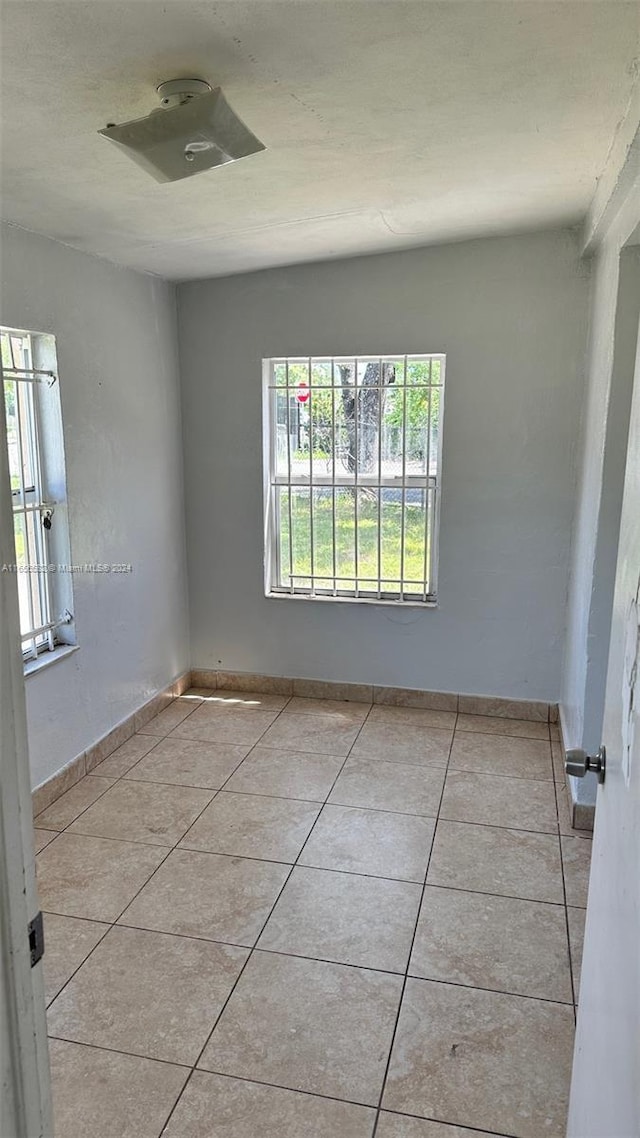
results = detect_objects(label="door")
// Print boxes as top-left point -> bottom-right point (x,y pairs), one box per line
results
567,311 -> 640,1136
0,377 -> 52,1133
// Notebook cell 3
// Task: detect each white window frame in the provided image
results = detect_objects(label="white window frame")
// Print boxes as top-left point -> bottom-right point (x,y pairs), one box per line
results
1,326 -> 75,664
262,354 -> 445,605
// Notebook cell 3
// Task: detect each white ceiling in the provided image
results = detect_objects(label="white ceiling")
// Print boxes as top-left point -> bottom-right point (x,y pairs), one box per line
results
1,1 -> 638,280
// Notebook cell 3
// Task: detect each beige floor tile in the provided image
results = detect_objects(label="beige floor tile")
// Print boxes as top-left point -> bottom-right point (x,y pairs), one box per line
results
35,776 -> 115,830
561,835 -> 592,907
285,696 -> 371,721
33,828 -> 58,853
449,733 -> 553,780
92,732 -> 159,777
171,704 -> 279,746
193,688 -> 290,711
367,705 -> 457,731
410,885 -> 572,1002
377,1114 -> 496,1138
179,792 -> 321,861
37,833 -> 167,921
329,755 -> 445,817
124,736 -> 250,789
119,847 -> 289,945
350,722 -> 452,768
258,866 -> 421,972
164,1071 -> 376,1138
43,913 -> 110,1003
300,804 -> 436,882
199,950 -> 402,1104
383,978 -> 574,1138
259,712 -> 361,756
48,924 -> 248,1064
224,745 -> 344,801
568,906 -> 586,1000
456,713 -> 549,740
138,699 -> 200,736
67,780 -> 213,846
440,770 -> 558,833
427,821 -> 564,903
49,1039 -> 188,1138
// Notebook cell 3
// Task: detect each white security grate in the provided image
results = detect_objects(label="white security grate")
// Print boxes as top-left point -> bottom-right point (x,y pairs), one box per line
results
1,330 -> 59,659
263,355 -> 445,603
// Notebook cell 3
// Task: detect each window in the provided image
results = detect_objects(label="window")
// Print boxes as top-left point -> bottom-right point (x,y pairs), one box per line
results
1,327 -> 75,662
263,355 -> 444,603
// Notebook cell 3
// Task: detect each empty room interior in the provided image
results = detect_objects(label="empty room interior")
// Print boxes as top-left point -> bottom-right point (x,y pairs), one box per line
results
1,2 -> 639,1137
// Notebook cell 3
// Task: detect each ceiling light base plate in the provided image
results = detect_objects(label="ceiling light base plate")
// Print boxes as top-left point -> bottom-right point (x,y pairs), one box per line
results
156,79 -> 212,109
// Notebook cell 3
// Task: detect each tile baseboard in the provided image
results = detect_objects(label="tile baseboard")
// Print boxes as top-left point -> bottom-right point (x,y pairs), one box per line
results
191,668 -> 558,722
556,715 -> 595,834
32,665 -> 564,818
31,670 -> 190,816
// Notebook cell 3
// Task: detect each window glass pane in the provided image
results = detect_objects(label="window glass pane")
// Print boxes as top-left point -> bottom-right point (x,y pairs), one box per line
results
13,513 -> 31,636
335,487 -> 356,588
356,488 -> 379,591
403,487 -> 428,594
311,359 -> 332,387
272,362 -> 287,386
381,385 -> 404,480
25,508 -> 46,631
3,380 -> 21,490
290,486 -> 312,588
17,383 -> 37,492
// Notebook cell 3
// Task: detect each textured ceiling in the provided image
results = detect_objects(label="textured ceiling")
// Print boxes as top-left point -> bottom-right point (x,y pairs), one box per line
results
1,1 -> 639,280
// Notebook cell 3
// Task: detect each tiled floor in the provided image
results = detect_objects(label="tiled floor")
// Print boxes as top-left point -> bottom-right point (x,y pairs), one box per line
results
35,690 -> 591,1138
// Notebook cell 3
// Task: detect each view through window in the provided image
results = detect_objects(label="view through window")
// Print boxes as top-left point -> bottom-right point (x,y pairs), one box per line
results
1,327 -> 74,661
263,355 -> 444,603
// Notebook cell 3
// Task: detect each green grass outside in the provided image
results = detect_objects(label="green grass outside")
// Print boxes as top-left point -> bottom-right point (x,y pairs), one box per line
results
279,489 -> 430,594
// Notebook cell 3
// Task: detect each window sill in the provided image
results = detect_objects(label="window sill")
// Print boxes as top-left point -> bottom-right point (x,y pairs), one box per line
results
24,643 -> 79,678
266,591 -> 437,609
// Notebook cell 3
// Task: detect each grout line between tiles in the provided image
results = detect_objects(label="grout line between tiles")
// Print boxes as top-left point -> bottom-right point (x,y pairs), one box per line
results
370,713 -> 457,1137
154,699 -> 378,1137
380,1105 -> 518,1138
551,765 -> 579,1018
41,692 -> 581,1136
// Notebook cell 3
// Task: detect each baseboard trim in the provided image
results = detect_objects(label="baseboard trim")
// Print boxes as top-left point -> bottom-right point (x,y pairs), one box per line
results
32,666 -> 566,819
191,668 -> 557,722
31,670 -> 191,816
556,711 -> 596,834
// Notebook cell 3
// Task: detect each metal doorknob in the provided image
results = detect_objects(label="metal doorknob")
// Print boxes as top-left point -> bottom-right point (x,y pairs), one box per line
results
565,746 -> 606,784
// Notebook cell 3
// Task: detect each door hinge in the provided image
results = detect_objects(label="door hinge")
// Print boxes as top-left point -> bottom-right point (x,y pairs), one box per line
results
28,911 -> 45,967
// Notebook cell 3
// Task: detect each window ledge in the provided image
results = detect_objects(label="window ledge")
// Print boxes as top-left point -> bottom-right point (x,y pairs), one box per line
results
24,643 -> 79,678
266,591 -> 437,609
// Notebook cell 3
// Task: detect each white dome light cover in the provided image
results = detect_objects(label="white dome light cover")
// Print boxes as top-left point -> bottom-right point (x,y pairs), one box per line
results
99,85 -> 265,183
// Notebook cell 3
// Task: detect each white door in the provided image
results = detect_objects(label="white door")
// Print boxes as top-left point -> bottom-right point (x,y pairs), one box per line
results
567,311 -> 640,1137
0,387 -> 52,1133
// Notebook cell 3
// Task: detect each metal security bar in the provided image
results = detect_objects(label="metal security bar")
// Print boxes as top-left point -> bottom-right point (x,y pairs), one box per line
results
1,330 -> 58,659
264,354 -> 445,603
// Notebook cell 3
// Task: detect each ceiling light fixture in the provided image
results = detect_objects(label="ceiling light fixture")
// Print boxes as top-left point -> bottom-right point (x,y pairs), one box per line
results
99,79 -> 266,183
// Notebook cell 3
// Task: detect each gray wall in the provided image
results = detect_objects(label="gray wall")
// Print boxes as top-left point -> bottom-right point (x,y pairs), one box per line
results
0,223 -> 190,789
178,230 -> 589,701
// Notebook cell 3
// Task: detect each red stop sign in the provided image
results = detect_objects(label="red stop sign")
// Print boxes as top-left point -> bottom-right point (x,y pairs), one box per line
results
296,381 -> 310,404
